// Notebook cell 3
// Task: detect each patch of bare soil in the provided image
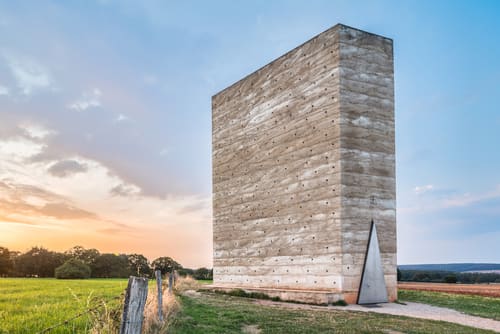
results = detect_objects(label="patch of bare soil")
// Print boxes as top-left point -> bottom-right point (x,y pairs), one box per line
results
242,324 -> 262,334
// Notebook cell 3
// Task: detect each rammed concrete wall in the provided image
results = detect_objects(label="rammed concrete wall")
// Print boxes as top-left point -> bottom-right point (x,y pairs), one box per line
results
212,24 -> 396,304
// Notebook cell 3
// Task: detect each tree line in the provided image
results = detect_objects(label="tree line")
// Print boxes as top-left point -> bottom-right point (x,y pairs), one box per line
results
398,269 -> 500,284
0,245 -> 212,280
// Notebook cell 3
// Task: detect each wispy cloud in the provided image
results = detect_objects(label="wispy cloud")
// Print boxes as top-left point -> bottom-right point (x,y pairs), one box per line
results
19,123 -> 55,140
5,55 -> 53,95
110,183 -> 140,197
68,88 -> 102,111
38,202 -> 97,220
403,184 -> 500,213
177,197 -> 211,217
442,185 -> 500,208
0,180 -> 95,220
0,137 -> 45,161
414,184 -> 434,195
114,113 -> 129,122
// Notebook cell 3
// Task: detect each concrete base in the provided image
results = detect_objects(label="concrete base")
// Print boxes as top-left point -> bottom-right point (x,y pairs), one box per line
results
201,285 -> 347,305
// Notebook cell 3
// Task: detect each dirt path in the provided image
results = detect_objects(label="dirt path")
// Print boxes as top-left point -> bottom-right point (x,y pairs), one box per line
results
255,300 -> 500,332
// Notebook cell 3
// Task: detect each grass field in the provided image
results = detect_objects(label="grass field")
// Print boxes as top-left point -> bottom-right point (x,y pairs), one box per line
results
399,289 -> 500,321
0,278 -> 127,334
168,291 -> 495,333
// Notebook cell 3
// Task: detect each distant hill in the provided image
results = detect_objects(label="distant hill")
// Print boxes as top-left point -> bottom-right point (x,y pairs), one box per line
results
398,263 -> 500,272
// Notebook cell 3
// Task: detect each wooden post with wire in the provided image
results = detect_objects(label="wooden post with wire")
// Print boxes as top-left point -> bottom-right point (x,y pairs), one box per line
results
120,276 -> 148,334
168,272 -> 173,294
155,270 -> 163,322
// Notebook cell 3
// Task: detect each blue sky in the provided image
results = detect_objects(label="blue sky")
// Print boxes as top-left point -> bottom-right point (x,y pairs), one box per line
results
0,0 -> 499,266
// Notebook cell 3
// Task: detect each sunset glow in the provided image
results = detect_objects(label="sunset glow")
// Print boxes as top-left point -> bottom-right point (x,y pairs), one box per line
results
0,130 -> 212,267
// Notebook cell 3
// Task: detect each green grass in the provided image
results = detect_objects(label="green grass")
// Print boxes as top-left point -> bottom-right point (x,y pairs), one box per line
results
168,291 -> 496,334
399,289 -> 500,321
0,278 -> 127,334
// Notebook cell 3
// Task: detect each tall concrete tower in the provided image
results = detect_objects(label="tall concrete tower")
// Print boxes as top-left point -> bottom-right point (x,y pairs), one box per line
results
212,24 -> 396,304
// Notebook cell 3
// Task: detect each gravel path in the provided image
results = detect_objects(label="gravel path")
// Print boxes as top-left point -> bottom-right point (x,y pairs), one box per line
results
255,300 -> 500,332
334,302 -> 500,333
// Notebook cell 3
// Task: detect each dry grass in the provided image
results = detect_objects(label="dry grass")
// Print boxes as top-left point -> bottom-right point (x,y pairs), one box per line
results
89,297 -> 122,334
174,275 -> 201,293
142,276 -> 201,333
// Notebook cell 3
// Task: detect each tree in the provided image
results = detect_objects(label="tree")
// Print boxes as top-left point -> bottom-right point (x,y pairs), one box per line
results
397,268 -> 402,281
55,259 -> 91,279
127,254 -> 150,277
413,272 -> 431,282
444,275 -> 457,284
65,246 -> 100,266
177,268 -> 194,277
193,267 -> 212,280
151,257 -> 181,275
14,247 -> 67,277
0,247 -> 13,276
92,253 -> 129,278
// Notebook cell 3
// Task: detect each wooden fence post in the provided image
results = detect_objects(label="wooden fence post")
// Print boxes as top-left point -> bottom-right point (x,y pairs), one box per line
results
120,276 -> 148,334
155,270 -> 163,322
168,272 -> 173,294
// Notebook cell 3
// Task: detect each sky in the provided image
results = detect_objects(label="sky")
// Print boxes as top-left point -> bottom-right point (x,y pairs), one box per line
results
0,1 -> 499,268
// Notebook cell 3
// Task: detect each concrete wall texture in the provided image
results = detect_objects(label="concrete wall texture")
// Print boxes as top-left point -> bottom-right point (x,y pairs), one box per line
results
212,24 -> 396,304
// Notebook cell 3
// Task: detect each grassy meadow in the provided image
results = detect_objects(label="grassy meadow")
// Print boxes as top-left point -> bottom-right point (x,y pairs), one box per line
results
399,289 -> 500,321
0,278 -> 127,334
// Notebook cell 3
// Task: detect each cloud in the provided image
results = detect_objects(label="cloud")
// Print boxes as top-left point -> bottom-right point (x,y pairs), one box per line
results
0,180 -> 96,220
0,216 -> 39,226
68,88 -> 102,111
0,180 -> 63,203
0,137 -> 45,161
110,183 -> 140,197
47,160 -> 88,177
38,202 -> 97,220
0,85 -> 9,96
398,184 -> 500,264
403,184 -> 500,213
5,55 -> 53,95
98,227 -> 126,234
442,185 -> 500,208
414,184 -> 434,195
177,197 -> 211,216
115,113 -> 129,122
19,123 -> 55,140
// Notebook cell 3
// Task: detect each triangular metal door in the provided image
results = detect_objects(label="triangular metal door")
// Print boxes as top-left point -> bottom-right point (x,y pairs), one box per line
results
357,220 -> 388,304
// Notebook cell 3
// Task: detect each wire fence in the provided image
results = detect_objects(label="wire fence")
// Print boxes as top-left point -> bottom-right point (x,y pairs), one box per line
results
33,271 -> 175,334
36,295 -> 123,334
